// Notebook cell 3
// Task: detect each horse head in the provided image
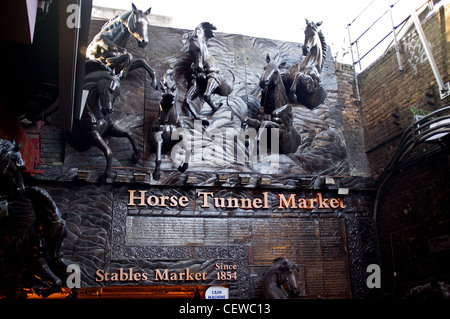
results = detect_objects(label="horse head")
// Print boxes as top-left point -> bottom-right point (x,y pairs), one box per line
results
0,139 -> 25,195
303,19 -> 323,56
128,3 -> 151,48
85,71 -> 121,116
188,22 -> 216,68
260,54 -> 287,89
275,257 -> 300,298
158,69 -> 178,124
190,22 -> 216,43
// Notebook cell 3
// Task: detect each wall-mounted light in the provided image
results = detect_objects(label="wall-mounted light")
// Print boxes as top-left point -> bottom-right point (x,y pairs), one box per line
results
239,174 -> 251,184
217,173 -> 229,183
134,172 -> 146,181
298,177 -> 312,189
77,169 -> 89,180
186,175 -> 198,184
338,188 -> 349,195
116,173 -> 127,183
260,177 -> 271,185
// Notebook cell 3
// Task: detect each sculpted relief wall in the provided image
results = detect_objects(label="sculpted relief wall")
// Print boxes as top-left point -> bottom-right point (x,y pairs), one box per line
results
1,11 -> 376,300
61,19 -> 353,184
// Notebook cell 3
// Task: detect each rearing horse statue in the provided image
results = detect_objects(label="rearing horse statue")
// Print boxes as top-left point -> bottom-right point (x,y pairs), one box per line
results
86,3 -> 157,89
284,19 -> 327,109
184,22 -> 234,121
67,61 -> 141,179
149,69 -> 190,180
245,54 -> 301,154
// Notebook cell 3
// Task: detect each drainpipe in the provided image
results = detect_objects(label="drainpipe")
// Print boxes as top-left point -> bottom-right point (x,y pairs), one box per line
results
409,2 -> 450,100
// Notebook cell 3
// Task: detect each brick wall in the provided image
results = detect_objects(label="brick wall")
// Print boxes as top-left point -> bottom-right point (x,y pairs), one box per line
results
376,149 -> 450,295
358,4 -> 450,176
357,4 -> 450,296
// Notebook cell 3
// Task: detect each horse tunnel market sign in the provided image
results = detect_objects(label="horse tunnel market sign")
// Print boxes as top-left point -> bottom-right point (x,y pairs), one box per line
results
127,189 -> 346,211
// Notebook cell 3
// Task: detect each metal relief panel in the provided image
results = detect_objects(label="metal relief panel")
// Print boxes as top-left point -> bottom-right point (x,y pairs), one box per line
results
126,216 -> 235,246
249,217 -> 350,298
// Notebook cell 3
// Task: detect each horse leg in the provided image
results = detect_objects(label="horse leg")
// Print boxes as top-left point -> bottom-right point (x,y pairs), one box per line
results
90,131 -> 114,179
184,80 -> 209,126
129,58 -> 158,89
203,77 -> 221,112
289,72 -> 301,103
107,124 -> 141,162
153,131 -> 163,180
106,53 -> 132,78
177,134 -> 190,173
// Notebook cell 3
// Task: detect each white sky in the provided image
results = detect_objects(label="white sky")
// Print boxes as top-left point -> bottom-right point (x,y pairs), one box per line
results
92,0 -> 439,69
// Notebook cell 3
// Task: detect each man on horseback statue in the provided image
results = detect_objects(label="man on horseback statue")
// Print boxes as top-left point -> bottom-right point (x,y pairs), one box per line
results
185,22 -> 234,121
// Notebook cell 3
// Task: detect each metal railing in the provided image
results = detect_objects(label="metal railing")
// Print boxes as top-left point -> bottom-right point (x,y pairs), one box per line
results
346,0 -> 442,101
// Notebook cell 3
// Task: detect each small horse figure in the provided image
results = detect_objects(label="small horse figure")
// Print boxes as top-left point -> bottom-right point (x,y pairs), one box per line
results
149,69 -> 190,180
261,257 -> 300,299
67,61 -> 141,179
184,22 -> 234,121
253,54 -> 301,154
86,3 -> 157,89
285,19 -> 327,109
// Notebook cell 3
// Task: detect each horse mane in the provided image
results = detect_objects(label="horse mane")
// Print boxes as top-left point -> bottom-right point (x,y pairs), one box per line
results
101,10 -> 132,30
317,30 -> 327,72
262,257 -> 296,281
273,257 -> 296,271
194,22 -> 217,39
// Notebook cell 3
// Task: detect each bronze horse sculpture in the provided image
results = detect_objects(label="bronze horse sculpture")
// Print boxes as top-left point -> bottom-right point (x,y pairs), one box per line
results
246,54 -> 301,154
184,22 -> 234,121
67,61 -> 141,179
149,69 -> 190,180
86,3 -> 157,89
0,139 -> 72,298
284,19 -> 327,109
261,257 -> 300,299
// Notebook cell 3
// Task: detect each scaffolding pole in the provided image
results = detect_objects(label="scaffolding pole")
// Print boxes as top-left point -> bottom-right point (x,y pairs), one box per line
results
347,24 -> 361,102
410,2 -> 449,99
388,0 -> 404,71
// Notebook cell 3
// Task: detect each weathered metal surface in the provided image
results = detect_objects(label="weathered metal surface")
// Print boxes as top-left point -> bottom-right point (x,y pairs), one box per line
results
22,21 -> 380,299
42,21 -> 355,187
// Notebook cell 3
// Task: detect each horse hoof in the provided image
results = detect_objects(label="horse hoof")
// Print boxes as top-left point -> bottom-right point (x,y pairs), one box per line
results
201,119 -> 210,127
153,171 -> 161,181
210,102 -> 223,112
178,163 -> 189,173
289,93 -> 297,103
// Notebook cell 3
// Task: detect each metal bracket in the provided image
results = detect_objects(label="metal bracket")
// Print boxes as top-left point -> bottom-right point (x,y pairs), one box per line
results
439,82 -> 450,100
